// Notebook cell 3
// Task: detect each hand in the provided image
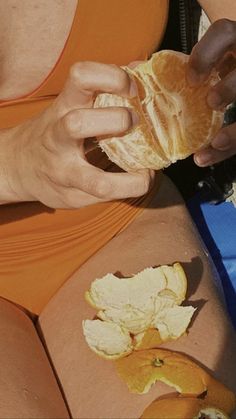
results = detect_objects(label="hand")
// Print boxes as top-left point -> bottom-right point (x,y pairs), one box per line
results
3,62 -> 154,208
187,19 -> 236,166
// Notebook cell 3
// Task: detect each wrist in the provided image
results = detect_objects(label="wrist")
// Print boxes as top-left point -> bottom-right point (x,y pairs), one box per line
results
0,127 -> 34,204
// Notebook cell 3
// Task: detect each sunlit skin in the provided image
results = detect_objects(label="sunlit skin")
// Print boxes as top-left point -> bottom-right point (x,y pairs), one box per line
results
0,61 -> 153,208
0,2 -> 235,418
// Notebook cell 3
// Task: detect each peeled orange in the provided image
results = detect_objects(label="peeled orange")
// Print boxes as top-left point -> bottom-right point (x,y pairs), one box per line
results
141,397 -> 230,419
94,50 -> 223,171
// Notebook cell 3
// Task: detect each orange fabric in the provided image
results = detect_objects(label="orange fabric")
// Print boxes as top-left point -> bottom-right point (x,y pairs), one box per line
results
0,0 -> 169,129
0,0 -> 169,314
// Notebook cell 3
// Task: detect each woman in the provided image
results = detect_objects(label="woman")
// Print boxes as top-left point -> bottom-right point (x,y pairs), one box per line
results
0,1 -> 235,417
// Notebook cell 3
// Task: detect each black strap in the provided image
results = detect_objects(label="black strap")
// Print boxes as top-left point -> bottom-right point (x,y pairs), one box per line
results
178,0 -> 201,53
159,0 -> 201,53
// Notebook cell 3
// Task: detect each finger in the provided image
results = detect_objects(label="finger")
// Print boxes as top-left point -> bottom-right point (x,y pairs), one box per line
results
194,123 -> 236,166
62,163 -> 155,200
207,68 -> 236,109
217,50 -> 236,78
54,107 -> 137,145
187,19 -> 236,86
127,60 -> 144,69
56,61 -> 138,114
194,146 -> 234,166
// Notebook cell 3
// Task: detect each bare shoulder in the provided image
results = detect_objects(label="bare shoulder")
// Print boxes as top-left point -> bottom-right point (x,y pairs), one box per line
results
0,0 -> 77,99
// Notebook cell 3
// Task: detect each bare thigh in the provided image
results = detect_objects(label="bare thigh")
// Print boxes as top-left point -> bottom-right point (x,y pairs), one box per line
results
39,174 -> 236,419
0,298 -> 69,419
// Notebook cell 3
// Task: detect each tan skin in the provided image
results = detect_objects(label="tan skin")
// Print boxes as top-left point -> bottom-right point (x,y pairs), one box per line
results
0,1 -> 236,207
0,0 -> 153,207
0,1 -> 235,417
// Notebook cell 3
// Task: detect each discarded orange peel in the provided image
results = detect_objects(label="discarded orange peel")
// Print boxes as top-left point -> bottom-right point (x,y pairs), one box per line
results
115,348 -> 236,414
141,397 -> 230,419
134,328 -> 168,350
83,263 -> 195,359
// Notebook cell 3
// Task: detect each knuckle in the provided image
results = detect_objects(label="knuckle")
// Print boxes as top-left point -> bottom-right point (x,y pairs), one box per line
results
70,61 -> 85,77
111,65 -> 131,92
223,125 -> 236,142
62,110 -> 83,136
91,176 -> 111,199
214,19 -> 236,41
139,172 -> 151,195
69,61 -> 90,87
117,108 -> 132,131
69,62 -> 81,83
142,179 -> 151,195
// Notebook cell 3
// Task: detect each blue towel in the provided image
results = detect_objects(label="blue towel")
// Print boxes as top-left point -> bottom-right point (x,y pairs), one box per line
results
187,195 -> 236,328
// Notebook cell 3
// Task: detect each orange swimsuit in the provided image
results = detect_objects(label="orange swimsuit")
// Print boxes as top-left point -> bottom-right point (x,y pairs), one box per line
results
0,0 -> 169,314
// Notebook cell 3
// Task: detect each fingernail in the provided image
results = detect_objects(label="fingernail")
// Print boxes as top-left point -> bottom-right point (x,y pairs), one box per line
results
207,90 -> 223,109
130,109 -> 140,126
186,68 -> 205,87
129,79 -> 138,97
194,152 -> 212,167
212,133 -> 230,150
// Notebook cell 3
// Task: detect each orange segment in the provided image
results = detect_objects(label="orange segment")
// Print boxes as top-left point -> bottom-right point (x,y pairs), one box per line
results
148,50 -> 222,157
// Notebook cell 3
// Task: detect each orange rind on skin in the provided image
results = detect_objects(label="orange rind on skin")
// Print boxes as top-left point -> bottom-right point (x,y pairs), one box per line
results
133,305 -> 195,347
196,370 -> 236,415
115,348 -> 236,415
152,305 -> 196,341
97,302 -> 158,335
115,349 -> 206,395
85,263 -> 187,311
159,263 -> 187,304
141,397 -> 230,419
134,328 -> 168,350
82,319 -> 132,360
83,264 -> 195,357
85,268 -> 167,311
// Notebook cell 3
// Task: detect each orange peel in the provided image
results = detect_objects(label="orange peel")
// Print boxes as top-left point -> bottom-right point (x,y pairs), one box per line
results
83,263 -> 195,357
115,348 -> 236,415
141,397 -> 230,419
134,328 -> 167,350
82,319 -> 132,360
115,348 -> 206,395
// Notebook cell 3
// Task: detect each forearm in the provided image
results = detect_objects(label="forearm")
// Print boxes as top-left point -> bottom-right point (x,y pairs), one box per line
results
198,0 -> 236,22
